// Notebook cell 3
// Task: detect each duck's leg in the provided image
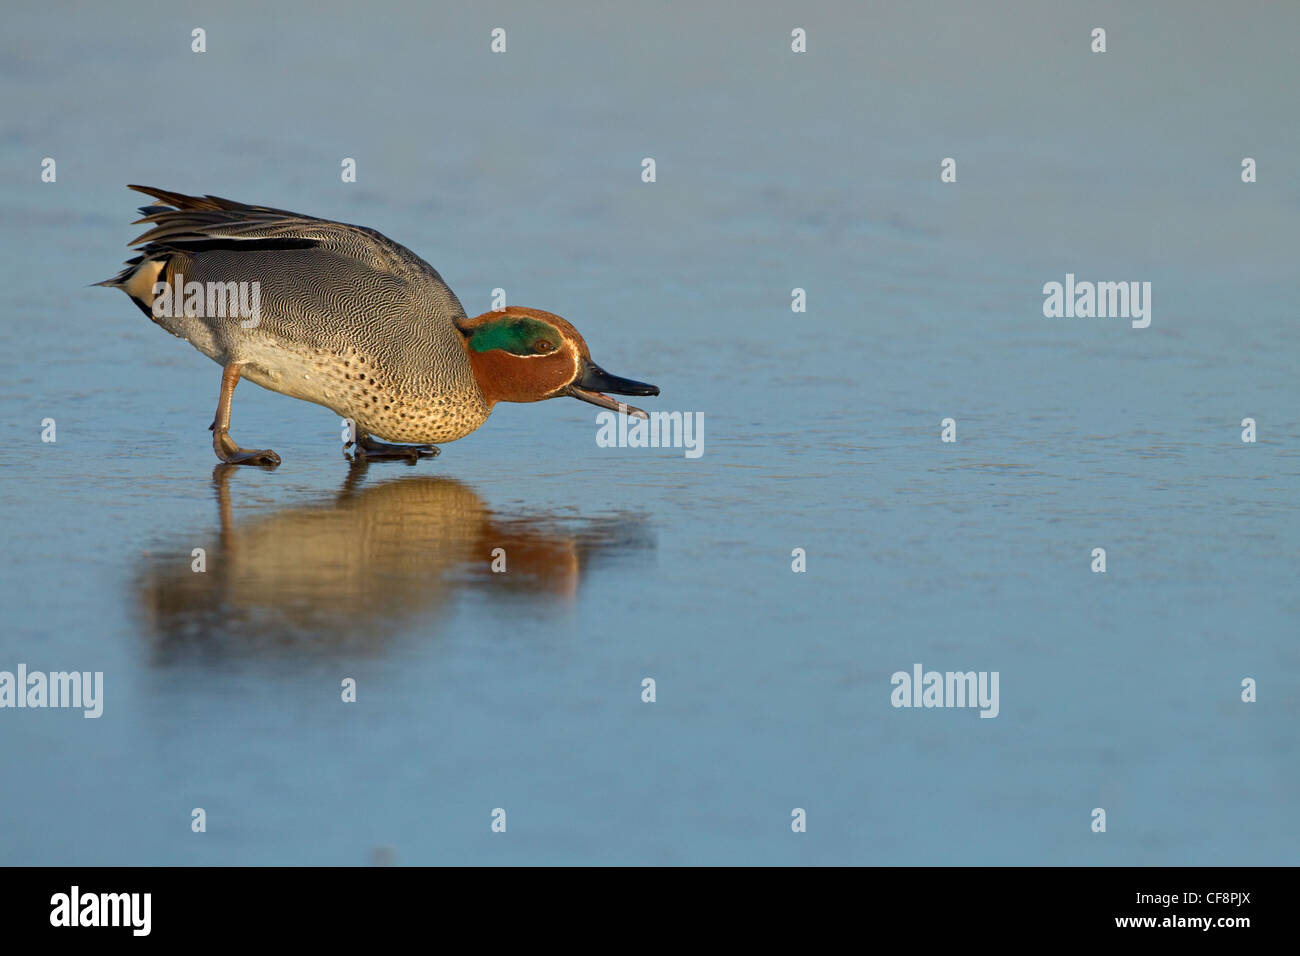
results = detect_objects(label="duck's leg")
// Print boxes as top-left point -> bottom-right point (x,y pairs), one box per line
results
210,363 -> 281,466
345,429 -> 439,463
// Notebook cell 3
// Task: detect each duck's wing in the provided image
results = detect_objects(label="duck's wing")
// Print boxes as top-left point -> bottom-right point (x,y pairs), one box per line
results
107,185 -> 467,321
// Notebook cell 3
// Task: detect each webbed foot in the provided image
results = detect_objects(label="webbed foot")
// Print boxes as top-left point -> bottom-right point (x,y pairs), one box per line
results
214,429 -> 281,467
345,432 -> 439,464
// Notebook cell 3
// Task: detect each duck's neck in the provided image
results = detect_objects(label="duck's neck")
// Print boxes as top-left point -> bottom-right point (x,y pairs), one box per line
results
463,344 -> 505,408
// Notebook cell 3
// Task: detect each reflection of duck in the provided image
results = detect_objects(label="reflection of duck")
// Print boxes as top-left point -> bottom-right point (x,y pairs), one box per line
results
135,463 -> 653,660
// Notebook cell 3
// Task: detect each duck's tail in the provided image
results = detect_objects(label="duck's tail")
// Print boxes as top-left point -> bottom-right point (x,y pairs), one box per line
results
95,186 -> 194,310
96,186 -> 263,312
95,251 -> 166,317
98,184 -> 327,303
94,252 -> 148,288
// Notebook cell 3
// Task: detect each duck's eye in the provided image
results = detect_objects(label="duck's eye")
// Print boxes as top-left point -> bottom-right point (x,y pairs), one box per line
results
535,340 -> 556,353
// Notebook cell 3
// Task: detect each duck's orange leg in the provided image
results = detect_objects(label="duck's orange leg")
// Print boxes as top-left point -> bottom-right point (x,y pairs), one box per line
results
210,363 -> 281,466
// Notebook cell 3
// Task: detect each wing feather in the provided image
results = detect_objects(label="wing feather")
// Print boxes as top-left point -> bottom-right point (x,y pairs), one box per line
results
121,185 -> 465,314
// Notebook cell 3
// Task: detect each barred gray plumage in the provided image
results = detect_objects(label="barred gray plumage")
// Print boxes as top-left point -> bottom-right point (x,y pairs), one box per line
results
100,185 -> 491,448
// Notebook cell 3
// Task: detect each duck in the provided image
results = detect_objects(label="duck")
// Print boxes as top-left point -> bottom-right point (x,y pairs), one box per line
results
98,185 -> 659,465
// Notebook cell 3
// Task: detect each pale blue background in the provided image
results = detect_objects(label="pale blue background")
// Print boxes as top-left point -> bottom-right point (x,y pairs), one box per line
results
0,1 -> 1296,864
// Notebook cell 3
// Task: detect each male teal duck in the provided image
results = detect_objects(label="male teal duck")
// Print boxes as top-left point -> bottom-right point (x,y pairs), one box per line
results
99,186 -> 659,465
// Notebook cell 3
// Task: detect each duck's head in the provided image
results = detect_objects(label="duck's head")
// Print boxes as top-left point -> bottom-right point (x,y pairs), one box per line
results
458,307 -> 659,418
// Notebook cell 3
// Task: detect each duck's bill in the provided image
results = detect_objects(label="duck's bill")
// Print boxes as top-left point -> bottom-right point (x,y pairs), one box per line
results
568,360 -> 659,420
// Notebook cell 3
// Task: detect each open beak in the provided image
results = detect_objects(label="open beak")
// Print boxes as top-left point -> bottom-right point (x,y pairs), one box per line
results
567,358 -> 659,419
